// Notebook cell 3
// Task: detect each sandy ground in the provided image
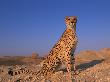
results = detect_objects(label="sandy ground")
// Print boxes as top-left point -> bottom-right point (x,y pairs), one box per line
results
0,48 -> 110,82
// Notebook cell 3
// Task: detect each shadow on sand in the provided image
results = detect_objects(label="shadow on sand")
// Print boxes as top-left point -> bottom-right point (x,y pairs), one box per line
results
76,59 -> 105,71
57,59 -> 105,72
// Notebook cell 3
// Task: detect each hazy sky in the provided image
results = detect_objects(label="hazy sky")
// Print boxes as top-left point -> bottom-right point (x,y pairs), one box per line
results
0,0 -> 110,56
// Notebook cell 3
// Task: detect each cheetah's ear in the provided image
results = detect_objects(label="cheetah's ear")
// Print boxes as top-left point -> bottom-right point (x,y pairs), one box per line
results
65,16 -> 69,20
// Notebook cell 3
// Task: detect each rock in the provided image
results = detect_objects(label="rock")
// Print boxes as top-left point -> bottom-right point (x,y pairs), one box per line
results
31,52 -> 39,59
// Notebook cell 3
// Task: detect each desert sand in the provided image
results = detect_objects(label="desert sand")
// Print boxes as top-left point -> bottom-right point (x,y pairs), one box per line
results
0,48 -> 110,82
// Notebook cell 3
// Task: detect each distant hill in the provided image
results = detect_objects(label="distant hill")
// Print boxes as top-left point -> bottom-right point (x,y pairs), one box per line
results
0,54 -> 44,66
75,50 -> 104,65
0,48 -> 110,66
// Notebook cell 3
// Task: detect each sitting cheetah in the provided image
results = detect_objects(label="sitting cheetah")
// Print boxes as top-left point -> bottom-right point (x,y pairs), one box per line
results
8,16 -> 78,82
35,16 -> 78,81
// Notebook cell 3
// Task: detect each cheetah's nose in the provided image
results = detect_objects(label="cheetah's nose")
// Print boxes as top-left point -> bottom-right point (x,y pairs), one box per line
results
71,21 -> 74,23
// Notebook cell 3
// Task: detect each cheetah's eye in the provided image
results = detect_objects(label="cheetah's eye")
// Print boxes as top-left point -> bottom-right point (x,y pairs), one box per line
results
74,19 -> 76,20
68,18 -> 70,20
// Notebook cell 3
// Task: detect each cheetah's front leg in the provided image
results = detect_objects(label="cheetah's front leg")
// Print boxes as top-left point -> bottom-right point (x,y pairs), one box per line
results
65,55 -> 74,82
71,54 -> 77,75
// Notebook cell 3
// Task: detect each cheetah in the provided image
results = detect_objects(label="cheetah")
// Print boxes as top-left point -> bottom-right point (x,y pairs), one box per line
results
35,16 -> 78,81
8,16 -> 78,82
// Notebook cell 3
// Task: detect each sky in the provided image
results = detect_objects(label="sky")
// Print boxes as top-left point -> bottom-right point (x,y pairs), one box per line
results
0,0 -> 110,56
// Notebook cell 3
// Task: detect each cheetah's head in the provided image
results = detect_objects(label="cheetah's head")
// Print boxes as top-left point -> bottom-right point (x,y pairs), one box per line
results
65,16 -> 77,30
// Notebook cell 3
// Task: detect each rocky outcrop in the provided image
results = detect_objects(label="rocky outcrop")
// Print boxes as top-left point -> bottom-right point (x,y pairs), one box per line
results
31,52 -> 39,59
